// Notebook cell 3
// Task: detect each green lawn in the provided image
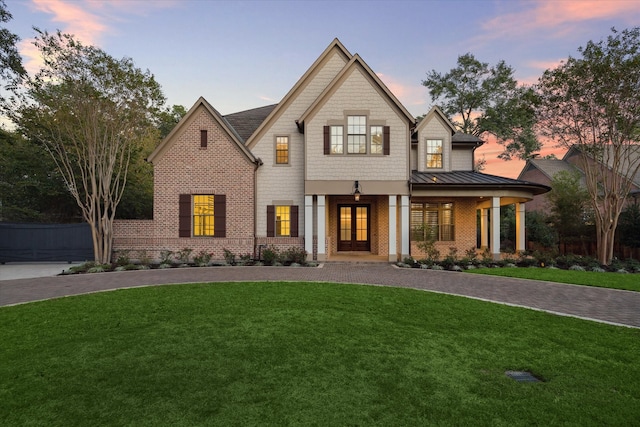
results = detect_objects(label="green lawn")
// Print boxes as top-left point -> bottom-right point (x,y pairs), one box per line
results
2,282 -> 639,426
466,267 -> 640,292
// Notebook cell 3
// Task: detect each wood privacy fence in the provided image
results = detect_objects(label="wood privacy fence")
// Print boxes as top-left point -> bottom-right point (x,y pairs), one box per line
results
0,223 -> 94,263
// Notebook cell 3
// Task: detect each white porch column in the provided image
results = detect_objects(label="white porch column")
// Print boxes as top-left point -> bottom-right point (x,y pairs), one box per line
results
304,195 -> 313,257
317,195 -> 326,261
388,195 -> 397,262
515,202 -> 526,252
401,195 -> 410,259
480,208 -> 489,249
490,197 -> 500,260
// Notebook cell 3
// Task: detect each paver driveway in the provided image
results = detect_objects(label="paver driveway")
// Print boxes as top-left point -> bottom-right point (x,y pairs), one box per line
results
1,264 -> 639,328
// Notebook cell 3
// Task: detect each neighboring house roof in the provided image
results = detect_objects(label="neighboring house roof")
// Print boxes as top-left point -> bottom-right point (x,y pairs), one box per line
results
245,38 -> 353,148
147,97 -> 258,164
563,144 -> 640,187
517,158 -> 579,182
412,170 -> 550,195
223,104 -> 277,143
297,53 -> 415,127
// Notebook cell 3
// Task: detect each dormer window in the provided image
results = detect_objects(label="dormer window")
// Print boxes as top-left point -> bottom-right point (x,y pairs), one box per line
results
426,139 -> 443,168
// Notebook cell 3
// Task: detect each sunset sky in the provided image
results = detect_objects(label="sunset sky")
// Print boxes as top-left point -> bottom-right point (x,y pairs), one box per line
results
5,0 -> 640,177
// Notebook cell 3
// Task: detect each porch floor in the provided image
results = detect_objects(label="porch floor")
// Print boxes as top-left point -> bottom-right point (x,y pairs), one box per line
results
325,252 -> 389,263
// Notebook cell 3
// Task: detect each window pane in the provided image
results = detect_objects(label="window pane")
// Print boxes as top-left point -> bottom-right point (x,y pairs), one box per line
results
340,207 -> 351,240
411,201 -> 455,242
276,206 -> 290,237
193,195 -> 214,236
347,135 -> 366,154
356,207 -> 367,241
347,116 -> 366,154
331,126 -> 343,154
426,139 -> 443,168
371,125 -> 383,154
276,136 -> 289,164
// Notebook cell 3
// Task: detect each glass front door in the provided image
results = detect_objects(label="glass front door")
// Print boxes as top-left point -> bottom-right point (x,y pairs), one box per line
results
338,205 -> 370,251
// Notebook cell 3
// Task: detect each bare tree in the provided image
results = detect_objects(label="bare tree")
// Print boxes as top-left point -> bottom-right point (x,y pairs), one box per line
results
5,30 -> 165,263
536,27 -> 640,264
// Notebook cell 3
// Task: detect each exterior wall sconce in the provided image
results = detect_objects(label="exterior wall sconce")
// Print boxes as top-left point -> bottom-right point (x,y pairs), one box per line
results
431,176 -> 438,183
354,180 -> 361,201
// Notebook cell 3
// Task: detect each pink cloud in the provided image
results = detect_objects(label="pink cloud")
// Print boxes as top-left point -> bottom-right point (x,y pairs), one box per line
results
477,0 -> 640,43
377,72 -> 427,116
31,0 -> 106,45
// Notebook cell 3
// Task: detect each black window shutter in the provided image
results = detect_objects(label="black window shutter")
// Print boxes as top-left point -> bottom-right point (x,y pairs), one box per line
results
266,205 -> 275,237
323,126 -> 330,155
290,205 -> 299,237
201,130 -> 207,148
383,126 -> 390,155
214,195 -> 226,237
179,194 -> 191,237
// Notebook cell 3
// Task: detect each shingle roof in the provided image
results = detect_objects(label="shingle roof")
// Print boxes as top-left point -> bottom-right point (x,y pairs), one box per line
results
411,171 -> 550,194
223,104 -> 278,143
520,158 -> 577,181
452,132 -> 483,144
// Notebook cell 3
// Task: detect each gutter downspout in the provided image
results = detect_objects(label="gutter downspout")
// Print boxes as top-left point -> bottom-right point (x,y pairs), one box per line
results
253,157 -> 263,259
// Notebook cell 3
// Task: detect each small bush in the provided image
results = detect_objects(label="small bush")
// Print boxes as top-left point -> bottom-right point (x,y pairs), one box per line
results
223,248 -> 236,266
136,249 -> 152,266
237,253 -> 253,266
569,265 -> 585,271
193,250 -> 212,267
281,247 -> 307,265
175,248 -> 193,265
159,250 -> 174,265
262,246 -> 278,265
115,250 -> 131,266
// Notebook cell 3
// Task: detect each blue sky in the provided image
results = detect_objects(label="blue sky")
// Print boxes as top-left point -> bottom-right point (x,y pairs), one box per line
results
5,0 -> 640,176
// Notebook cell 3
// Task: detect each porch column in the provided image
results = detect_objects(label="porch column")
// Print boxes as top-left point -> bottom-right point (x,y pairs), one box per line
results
401,195 -> 410,259
490,197 -> 500,260
304,195 -> 313,257
480,208 -> 489,249
317,195 -> 326,261
388,195 -> 397,262
515,202 -> 526,252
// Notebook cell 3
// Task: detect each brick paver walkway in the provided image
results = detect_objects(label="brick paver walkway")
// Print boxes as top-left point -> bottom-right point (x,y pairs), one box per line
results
1,264 -> 639,328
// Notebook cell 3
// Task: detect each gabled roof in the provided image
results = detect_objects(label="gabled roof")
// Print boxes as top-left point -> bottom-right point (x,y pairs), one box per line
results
147,97 -> 257,164
564,144 -> 640,186
245,38 -> 352,148
297,54 -> 415,126
415,106 -> 456,135
412,171 -> 550,195
452,131 -> 483,145
223,104 -> 277,143
517,158 -> 578,181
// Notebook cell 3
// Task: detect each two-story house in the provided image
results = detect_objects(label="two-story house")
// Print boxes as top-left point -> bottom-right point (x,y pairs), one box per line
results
113,39 -> 548,262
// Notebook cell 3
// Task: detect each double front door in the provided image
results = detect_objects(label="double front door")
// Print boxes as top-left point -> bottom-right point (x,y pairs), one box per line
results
338,205 -> 370,251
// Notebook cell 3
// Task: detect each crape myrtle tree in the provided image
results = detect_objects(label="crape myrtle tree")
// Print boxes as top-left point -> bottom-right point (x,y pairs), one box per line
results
423,53 -> 541,161
536,27 -> 640,265
5,30 -> 165,264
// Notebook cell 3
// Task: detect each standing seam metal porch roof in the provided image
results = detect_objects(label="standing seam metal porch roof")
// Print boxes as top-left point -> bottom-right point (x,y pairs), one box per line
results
412,171 -> 550,195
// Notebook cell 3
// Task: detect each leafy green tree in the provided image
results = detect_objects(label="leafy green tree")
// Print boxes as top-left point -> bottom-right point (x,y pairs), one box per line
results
0,129 -> 78,222
157,104 -> 187,139
618,202 -> 640,249
546,170 -> 593,248
4,30 -> 165,263
0,0 -> 25,86
525,211 -> 558,249
423,53 -> 541,160
536,27 -> 640,264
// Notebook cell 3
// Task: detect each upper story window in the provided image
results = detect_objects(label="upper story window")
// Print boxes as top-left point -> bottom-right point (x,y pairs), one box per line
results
426,139 -> 443,168
370,125 -> 383,154
347,115 -> 366,154
276,136 -> 289,164
193,195 -> 215,236
200,130 -> 208,148
330,126 -> 343,154
323,120 -> 388,156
